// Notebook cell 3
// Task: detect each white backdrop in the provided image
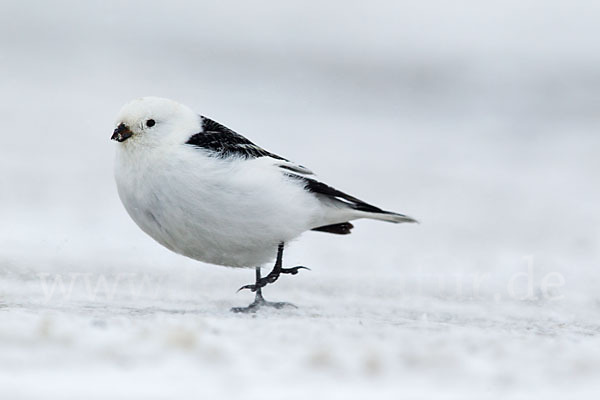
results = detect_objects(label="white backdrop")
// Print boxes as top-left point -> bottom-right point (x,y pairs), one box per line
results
1,1 -> 599,398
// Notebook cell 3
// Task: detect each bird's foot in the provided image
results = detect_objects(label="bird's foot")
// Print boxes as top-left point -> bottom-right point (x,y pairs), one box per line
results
280,265 -> 310,275
231,294 -> 297,313
237,266 -> 310,293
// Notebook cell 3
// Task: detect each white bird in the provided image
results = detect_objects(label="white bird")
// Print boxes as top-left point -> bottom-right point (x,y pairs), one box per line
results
112,97 -> 416,312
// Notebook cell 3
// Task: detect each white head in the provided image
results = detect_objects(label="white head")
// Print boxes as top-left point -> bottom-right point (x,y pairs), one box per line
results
112,97 -> 200,147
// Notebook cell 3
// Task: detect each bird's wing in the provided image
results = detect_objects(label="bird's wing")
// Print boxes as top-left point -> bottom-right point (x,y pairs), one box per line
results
186,116 -> 415,228
285,173 -> 417,223
186,116 -> 313,174
285,174 -> 389,213
272,159 -> 314,175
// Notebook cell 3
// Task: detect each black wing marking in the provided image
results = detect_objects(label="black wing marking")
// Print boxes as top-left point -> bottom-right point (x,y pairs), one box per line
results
289,175 -> 391,214
186,116 -> 286,160
277,163 -> 314,175
311,222 -> 354,235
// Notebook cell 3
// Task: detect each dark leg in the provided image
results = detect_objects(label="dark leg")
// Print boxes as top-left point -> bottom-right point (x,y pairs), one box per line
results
231,267 -> 291,313
237,243 -> 309,293
231,243 -> 309,313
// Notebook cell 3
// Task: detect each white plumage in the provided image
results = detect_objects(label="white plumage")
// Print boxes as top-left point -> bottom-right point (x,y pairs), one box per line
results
112,97 -> 415,269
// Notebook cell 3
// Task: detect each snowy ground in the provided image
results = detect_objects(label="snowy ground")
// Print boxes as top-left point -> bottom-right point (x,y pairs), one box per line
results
1,1 -> 600,398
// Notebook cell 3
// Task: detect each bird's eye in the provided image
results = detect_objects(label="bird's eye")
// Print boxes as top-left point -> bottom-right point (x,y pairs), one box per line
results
146,119 -> 156,127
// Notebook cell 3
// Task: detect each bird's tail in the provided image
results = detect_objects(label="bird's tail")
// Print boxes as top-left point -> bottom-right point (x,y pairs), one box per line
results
289,174 -> 418,225
358,210 -> 418,224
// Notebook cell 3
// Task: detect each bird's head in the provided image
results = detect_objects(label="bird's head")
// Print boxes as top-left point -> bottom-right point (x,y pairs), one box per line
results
112,97 -> 198,147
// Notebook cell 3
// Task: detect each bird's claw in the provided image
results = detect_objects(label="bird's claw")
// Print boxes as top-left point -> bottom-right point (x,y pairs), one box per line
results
237,276 -> 275,292
236,275 -> 280,292
237,284 -> 260,293
236,266 -> 310,292
280,265 -> 310,275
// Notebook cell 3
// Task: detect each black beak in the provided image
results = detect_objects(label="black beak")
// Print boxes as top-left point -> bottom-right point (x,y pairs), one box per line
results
111,123 -> 133,142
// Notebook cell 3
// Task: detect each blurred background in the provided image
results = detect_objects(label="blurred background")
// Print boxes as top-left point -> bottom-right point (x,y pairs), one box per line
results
1,0 -> 600,398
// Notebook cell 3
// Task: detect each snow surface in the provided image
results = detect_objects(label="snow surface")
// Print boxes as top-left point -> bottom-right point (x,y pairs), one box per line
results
1,1 -> 600,398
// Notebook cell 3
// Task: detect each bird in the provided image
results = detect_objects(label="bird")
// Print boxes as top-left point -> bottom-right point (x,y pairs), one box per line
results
111,97 -> 417,312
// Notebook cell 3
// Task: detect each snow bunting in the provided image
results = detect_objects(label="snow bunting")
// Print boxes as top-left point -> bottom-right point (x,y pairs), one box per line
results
112,97 -> 416,312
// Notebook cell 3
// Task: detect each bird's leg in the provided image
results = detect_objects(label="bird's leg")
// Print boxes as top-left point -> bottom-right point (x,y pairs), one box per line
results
231,267 -> 295,313
253,267 -> 266,303
231,243 -> 309,313
237,243 -> 309,292
231,268 -> 267,313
